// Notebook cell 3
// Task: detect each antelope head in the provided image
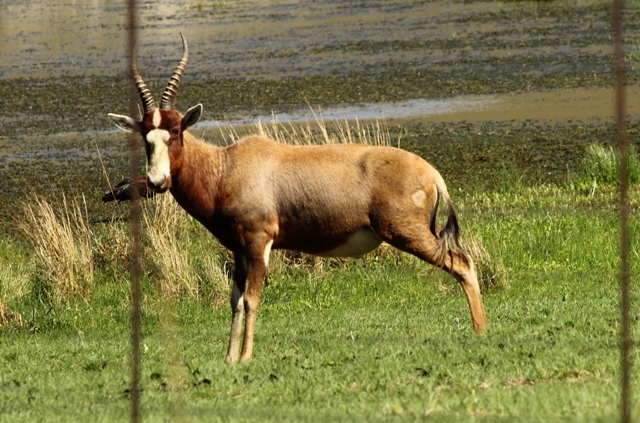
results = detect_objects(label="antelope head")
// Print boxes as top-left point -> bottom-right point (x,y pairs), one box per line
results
108,33 -> 202,193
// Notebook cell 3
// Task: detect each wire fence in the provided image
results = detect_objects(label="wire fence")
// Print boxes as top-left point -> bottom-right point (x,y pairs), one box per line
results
121,1 -> 632,422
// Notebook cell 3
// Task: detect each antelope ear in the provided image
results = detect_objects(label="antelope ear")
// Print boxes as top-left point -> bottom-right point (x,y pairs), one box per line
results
108,113 -> 141,133
182,104 -> 203,130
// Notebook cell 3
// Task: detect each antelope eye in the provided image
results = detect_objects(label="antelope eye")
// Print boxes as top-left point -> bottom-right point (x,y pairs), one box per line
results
171,127 -> 180,135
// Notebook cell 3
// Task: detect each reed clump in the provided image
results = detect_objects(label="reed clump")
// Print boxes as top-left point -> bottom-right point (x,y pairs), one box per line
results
462,235 -> 507,293
578,143 -> 640,191
141,193 -> 229,303
18,194 -> 94,303
0,239 -> 30,327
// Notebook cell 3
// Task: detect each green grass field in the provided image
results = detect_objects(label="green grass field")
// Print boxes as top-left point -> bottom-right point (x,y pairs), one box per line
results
2,0 -> 639,419
1,172 -> 637,422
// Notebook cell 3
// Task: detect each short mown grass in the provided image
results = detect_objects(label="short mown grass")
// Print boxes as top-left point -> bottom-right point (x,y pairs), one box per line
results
0,132 -> 637,421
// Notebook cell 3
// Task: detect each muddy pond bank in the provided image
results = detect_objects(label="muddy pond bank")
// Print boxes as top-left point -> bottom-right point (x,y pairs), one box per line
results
1,0 -> 639,238
2,0 -> 639,138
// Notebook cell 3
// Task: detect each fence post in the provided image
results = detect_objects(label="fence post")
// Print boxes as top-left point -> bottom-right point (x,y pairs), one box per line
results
612,0 -> 631,421
126,0 -> 142,422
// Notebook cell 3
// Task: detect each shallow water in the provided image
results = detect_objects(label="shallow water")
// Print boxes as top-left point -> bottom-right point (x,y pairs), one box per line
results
0,0 -> 617,82
0,0 -> 635,137
2,0 -> 501,79
198,86 -> 640,129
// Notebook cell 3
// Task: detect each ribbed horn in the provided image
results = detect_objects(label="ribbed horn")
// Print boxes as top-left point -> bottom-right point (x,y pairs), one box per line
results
131,48 -> 157,113
160,33 -> 188,110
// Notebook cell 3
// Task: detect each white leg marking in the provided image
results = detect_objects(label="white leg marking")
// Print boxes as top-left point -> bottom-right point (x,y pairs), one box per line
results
263,240 -> 273,267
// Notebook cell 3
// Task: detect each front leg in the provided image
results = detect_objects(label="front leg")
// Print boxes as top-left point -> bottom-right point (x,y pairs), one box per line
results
239,239 -> 273,363
226,253 -> 248,364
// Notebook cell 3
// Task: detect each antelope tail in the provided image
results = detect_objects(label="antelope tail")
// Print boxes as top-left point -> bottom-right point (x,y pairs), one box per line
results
429,181 -> 464,269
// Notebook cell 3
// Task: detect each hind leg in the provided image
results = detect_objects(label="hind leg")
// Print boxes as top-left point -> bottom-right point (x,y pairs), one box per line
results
376,222 -> 487,333
442,250 -> 487,333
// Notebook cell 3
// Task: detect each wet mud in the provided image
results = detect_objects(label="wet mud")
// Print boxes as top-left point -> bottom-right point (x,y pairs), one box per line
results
0,0 -> 639,237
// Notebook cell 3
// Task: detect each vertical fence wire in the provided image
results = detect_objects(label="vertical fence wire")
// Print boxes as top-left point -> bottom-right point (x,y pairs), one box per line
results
126,0 -> 142,422
113,2 -> 632,422
612,0 -> 631,421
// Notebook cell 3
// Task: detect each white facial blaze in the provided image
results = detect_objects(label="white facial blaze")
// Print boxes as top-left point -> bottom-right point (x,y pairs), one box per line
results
143,109 -> 172,188
152,109 -> 162,127
146,128 -> 171,188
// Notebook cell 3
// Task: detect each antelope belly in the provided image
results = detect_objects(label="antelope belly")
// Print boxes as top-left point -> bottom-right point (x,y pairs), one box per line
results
316,228 -> 382,258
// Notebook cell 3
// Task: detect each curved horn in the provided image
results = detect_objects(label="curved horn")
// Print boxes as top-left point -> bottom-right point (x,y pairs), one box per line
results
160,33 -> 189,110
131,46 -> 157,113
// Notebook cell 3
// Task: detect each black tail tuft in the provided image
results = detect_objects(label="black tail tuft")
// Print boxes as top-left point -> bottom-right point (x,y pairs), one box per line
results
440,198 -> 461,250
429,192 -> 463,269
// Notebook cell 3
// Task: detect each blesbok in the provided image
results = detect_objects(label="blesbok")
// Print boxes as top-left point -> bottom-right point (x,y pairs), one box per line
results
108,34 -> 487,363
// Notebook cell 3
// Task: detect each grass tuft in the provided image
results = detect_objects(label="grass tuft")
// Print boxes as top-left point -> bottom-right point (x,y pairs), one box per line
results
0,239 -> 31,301
18,194 -> 94,303
256,116 -> 392,147
0,239 -> 30,328
93,219 -> 131,273
215,110 -> 393,148
463,235 -> 507,293
142,193 -> 200,298
142,193 -> 229,304
578,143 -> 640,191
0,301 -> 23,328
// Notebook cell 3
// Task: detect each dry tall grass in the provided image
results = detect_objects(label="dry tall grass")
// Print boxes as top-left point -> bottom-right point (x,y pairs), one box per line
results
142,194 -> 199,298
212,110 -> 393,148
254,117 -> 392,147
142,193 -> 228,302
0,242 -> 31,303
93,219 -> 131,271
19,194 -> 94,303
0,263 -> 30,322
462,235 -> 507,293
0,239 -> 30,327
